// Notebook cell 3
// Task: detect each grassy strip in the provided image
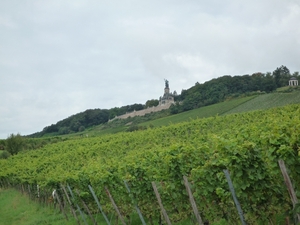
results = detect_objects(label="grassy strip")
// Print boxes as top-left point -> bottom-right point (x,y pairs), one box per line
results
0,188 -> 222,225
0,188 -> 76,225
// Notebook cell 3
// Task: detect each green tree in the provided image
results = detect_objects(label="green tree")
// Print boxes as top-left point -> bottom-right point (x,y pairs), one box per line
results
262,72 -> 276,92
0,139 -> 5,150
6,133 -> 24,155
0,150 -> 11,159
292,71 -> 300,79
145,99 -> 159,108
78,126 -> 85,132
58,127 -> 70,135
169,102 -> 181,114
273,65 -> 290,87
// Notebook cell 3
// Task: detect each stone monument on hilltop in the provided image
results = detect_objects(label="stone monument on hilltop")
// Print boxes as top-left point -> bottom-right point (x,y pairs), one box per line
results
111,79 -> 177,121
159,79 -> 176,105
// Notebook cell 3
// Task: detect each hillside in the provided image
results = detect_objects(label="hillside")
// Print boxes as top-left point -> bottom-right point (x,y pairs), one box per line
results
224,90 -> 300,114
2,70 -> 300,224
84,88 -> 300,136
1,103 -> 300,224
2,88 -> 300,160
26,65 -> 300,138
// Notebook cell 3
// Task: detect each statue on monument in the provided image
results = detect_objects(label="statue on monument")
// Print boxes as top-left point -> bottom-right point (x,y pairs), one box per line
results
164,79 -> 169,88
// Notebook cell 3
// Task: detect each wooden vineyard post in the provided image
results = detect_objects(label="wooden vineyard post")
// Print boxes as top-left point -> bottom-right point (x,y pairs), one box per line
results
40,187 -> 47,206
88,184 -> 111,225
28,184 -> 32,200
223,169 -> 246,225
3,179 -> 7,188
4,179 -> 8,188
67,185 -> 88,225
61,184 -> 81,225
54,190 -> 69,221
278,160 -> 300,223
183,176 -> 204,225
124,180 -> 147,225
151,181 -> 172,225
21,184 -> 25,194
75,189 -> 98,225
104,186 -> 126,225
45,188 -> 52,207
6,179 -> 11,188
36,184 -> 40,202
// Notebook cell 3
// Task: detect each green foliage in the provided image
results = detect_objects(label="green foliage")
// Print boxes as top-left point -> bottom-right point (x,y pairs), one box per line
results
0,150 -> 11,159
126,125 -> 147,132
277,86 -> 300,93
175,66 -> 296,114
78,125 -> 85,132
145,99 -> 159,108
89,91 -> 300,136
0,188 -> 79,225
225,91 -> 300,115
0,140 -> 5,151
6,133 -> 24,155
273,65 -> 291,88
141,96 -> 256,127
29,104 -> 147,137
2,104 -> 300,224
58,126 -> 70,135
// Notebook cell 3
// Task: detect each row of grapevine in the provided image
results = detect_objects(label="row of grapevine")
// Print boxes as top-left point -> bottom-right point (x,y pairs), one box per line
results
1,104 -> 300,224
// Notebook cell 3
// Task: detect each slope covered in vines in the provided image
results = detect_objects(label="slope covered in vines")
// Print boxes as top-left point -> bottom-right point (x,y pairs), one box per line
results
1,104 -> 300,224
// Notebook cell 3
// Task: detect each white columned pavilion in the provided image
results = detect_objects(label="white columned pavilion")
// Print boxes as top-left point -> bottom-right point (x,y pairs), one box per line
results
289,77 -> 298,86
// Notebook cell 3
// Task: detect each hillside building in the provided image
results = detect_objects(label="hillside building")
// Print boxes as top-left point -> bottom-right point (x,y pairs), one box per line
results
111,80 -> 177,121
289,77 -> 298,86
159,79 -> 177,105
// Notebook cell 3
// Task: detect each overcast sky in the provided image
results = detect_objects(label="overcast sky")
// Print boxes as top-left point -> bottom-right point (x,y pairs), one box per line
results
1,0 -> 300,138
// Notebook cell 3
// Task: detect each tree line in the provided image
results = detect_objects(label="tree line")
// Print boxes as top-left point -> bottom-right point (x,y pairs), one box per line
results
28,100 -> 159,138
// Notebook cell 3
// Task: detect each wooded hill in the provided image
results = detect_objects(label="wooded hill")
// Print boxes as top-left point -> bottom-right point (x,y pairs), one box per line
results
28,65 -> 299,138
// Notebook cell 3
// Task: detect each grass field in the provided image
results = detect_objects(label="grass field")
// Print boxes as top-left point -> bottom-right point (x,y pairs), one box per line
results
0,188 -> 76,225
224,91 -> 300,114
0,188 -> 201,225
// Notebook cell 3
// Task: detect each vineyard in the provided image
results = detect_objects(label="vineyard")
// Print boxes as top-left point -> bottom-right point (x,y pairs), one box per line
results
1,104 -> 300,224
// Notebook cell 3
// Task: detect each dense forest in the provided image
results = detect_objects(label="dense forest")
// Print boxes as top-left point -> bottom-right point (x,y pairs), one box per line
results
28,65 -> 299,137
